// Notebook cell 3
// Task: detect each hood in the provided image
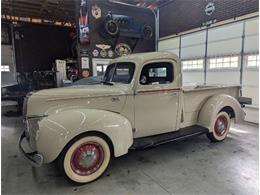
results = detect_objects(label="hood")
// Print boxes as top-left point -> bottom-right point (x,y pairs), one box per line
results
33,84 -> 131,100
26,84 -> 133,116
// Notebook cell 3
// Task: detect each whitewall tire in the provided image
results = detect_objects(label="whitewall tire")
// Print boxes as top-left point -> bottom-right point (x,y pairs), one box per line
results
58,135 -> 111,184
207,111 -> 231,142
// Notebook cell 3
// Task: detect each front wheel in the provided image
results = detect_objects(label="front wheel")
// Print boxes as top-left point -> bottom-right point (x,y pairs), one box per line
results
207,111 -> 231,142
58,135 -> 111,184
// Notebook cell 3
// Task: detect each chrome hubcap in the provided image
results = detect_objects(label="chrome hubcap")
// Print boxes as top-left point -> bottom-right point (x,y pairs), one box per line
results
214,116 -> 227,136
71,143 -> 104,176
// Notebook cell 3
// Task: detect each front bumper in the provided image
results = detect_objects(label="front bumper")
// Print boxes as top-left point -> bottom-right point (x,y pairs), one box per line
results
19,131 -> 43,167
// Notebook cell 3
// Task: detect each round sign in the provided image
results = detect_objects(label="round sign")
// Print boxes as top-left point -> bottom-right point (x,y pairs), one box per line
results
92,49 -> 99,57
108,49 -> 114,58
91,5 -> 102,19
205,2 -> 215,16
82,69 -> 90,77
115,43 -> 132,56
100,49 -> 107,57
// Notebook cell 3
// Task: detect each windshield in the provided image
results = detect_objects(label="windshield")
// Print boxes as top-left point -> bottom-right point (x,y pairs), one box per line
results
71,76 -> 102,86
103,62 -> 135,84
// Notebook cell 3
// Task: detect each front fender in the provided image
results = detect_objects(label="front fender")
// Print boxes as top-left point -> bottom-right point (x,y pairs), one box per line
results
36,109 -> 133,163
197,94 -> 245,132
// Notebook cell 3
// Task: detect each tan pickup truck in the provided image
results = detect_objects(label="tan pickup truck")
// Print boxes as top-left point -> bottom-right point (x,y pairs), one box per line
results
20,52 -> 250,183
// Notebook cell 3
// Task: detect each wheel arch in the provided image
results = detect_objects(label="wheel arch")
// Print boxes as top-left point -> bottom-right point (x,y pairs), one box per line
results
55,130 -> 115,163
197,94 -> 245,132
37,109 -> 133,163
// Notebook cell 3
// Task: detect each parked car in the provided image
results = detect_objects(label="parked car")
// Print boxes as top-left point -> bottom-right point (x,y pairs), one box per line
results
20,52 -> 250,184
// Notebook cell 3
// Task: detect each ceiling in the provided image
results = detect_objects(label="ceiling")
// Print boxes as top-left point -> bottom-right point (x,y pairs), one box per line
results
2,0 -> 76,26
1,0 -> 172,26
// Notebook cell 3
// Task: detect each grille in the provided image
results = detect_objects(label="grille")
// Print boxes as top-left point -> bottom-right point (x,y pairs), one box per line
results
22,96 -> 28,117
23,91 -> 34,117
26,118 -> 40,149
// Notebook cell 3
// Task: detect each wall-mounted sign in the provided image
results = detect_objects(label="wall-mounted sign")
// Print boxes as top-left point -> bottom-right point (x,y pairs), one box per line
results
115,43 -> 132,56
92,5 -> 102,19
92,49 -> 99,57
205,2 -> 215,16
81,57 -> 89,69
108,50 -> 114,58
82,69 -> 90,77
79,0 -> 90,44
100,49 -> 107,57
202,19 -> 217,26
96,44 -> 111,50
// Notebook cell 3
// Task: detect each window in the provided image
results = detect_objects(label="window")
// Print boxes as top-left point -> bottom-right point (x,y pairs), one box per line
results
103,62 -> 135,84
96,64 -> 108,76
1,65 -> 10,72
182,59 -> 203,70
209,56 -> 238,69
247,55 -> 259,67
140,62 -> 173,85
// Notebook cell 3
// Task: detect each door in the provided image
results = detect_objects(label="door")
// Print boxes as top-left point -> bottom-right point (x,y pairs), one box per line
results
134,61 -> 180,138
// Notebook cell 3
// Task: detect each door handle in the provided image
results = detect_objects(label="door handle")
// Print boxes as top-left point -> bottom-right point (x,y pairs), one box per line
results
111,97 -> 120,102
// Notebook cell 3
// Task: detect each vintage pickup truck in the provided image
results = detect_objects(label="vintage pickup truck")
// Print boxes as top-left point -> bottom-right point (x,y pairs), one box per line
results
20,52 -> 250,184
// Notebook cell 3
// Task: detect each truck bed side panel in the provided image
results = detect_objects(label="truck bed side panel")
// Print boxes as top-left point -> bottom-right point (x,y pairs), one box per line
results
181,86 -> 240,127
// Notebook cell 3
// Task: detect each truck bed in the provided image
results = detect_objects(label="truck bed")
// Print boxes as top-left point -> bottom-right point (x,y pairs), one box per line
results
181,84 -> 241,127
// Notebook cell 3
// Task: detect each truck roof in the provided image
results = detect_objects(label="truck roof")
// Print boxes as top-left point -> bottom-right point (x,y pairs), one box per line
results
110,51 -> 180,65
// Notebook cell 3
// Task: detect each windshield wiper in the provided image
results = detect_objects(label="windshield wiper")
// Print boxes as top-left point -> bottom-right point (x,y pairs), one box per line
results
101,80 -> 114,85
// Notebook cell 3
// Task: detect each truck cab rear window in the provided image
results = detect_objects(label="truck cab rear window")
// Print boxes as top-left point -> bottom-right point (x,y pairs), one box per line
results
140,62 -> 173,85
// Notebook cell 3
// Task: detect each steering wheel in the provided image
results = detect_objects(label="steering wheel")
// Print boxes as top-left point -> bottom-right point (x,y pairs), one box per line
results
140,75 -> 147,85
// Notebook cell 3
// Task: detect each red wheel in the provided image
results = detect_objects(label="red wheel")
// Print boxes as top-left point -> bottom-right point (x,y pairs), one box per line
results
58,135 -> 111,183
71,143 -> 104,176
207,111 -> 231,142
214,115 -> 228,137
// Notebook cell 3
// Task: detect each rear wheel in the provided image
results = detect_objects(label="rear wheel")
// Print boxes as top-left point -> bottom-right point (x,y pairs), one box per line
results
58,135 -> 111,184
207,111 -> 231,142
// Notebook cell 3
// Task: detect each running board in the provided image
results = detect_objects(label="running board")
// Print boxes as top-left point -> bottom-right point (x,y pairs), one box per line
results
131,125 -> 209,150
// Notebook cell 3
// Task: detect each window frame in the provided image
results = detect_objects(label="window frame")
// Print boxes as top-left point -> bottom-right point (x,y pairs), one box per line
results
1,65 -> 10,72
245,54 -> 259,69
207,55 -> 240,71
182,58 -> 204,72
138,61 -> 174,86
103,62 -> 136,84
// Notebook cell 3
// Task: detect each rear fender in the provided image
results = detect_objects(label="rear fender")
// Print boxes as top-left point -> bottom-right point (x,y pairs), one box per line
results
36,109 -> 133,163
197,94 -> 245,132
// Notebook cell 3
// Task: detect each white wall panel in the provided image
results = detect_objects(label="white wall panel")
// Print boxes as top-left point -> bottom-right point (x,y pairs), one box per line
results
242,71 -> 259,86
181,31 -> 206,46
158,37 -> 179,51
181,31 -> 206,59
207,39 -> 242,56
182,71 -> 204,84
244,18 -> 259,53
206,71 -> 240,85
244,35 -> 259,53
244,107 -> 259,124
245,18 -> 259,35
207,22 -> 243,56
181,45 -> 205,59
208,22 -> 243,42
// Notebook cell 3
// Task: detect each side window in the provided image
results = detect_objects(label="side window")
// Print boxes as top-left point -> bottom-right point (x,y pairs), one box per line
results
139,62 -> 174,85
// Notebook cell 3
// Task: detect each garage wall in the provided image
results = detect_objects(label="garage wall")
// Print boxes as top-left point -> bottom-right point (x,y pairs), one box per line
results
159,16 -> 259,123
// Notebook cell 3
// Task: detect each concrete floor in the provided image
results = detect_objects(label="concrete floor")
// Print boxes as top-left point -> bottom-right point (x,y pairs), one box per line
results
1,110 -> 259,195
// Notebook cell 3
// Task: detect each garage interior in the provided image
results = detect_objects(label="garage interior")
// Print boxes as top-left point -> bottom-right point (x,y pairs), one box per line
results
1,0 -> 259,194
